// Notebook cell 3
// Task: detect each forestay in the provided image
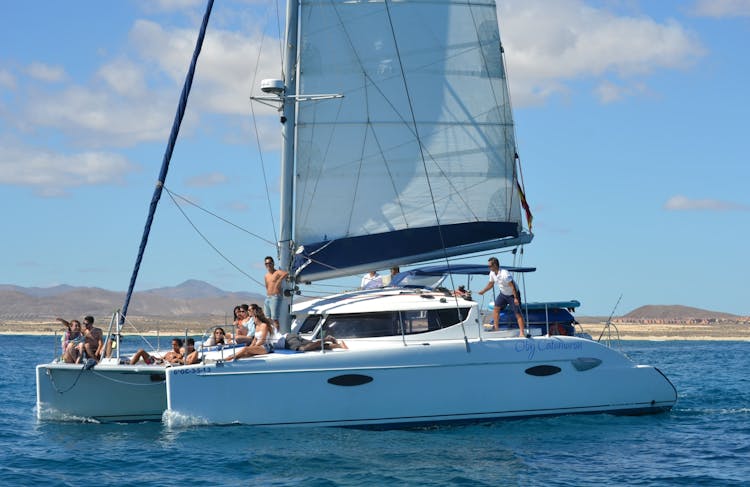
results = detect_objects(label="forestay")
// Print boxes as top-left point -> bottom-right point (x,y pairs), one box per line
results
293,0 -> 529,281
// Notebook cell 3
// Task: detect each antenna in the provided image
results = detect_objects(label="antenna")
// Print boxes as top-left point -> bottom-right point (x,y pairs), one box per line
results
597,294 -> 622,344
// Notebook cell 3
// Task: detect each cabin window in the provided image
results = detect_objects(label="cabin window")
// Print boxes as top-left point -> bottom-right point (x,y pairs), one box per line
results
299,314 -> 322,334
324,312 -> 397,338
321,308 -> 470,339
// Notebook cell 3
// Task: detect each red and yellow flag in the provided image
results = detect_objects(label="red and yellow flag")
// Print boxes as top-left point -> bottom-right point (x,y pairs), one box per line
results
516,181 -> 533,232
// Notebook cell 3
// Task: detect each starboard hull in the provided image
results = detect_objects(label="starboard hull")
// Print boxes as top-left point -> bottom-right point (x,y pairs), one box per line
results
36,363 -> 167,422
164,336 -> 677,427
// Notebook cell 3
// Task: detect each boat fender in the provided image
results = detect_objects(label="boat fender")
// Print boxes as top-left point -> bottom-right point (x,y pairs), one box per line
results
83,358 -> 97,370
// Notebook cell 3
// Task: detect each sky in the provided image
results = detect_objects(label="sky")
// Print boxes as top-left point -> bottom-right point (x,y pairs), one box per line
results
1,0 -> 748,316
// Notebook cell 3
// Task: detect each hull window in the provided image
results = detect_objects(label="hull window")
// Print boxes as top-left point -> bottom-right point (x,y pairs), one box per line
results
525,365 -> 562,376
327,374 -> 374,386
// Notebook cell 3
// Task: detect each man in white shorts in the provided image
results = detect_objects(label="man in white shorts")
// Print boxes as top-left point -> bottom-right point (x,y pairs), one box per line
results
478,257 -> 527,336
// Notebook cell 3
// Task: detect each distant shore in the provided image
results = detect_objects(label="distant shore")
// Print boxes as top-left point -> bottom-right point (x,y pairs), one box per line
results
1,320 -> 747,341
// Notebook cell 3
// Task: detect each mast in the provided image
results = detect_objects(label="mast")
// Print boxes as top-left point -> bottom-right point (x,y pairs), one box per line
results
277,0 -> 300,334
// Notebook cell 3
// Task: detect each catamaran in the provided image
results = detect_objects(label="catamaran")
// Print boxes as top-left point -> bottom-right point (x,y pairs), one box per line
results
37,0 -> 677,425
161,0 -> 676,426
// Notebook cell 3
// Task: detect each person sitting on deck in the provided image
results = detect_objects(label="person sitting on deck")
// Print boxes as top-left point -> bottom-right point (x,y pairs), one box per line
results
230,304 -> 255,344
57,317 -> 84,363
226,305 -> 347,362
76,316 -> 103,363
130,338 -> 183,365
204,327 -> 231,347
182,337 -> 200,365
224,306 -> 278,361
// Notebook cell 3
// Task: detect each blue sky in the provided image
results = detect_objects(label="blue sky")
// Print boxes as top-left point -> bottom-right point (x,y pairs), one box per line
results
1,0 -> 748,316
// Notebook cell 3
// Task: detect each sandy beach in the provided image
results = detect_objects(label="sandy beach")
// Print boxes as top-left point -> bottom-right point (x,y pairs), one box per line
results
581,321 -> 748,341
1,319 -> 747,341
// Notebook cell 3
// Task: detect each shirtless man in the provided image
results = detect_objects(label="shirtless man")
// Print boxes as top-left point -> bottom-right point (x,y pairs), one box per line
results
77,315 -> 103,362
263,256 -> 288,329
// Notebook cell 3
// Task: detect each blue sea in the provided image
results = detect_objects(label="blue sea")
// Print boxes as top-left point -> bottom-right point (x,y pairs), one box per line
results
2,336 -> 748,486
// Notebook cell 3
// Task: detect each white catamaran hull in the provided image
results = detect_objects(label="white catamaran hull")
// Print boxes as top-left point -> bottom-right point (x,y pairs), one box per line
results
165,336 -> 677,427
36,363 -> 167,422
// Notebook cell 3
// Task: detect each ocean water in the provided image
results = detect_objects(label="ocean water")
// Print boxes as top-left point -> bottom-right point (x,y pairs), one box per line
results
2,336 -> 748,486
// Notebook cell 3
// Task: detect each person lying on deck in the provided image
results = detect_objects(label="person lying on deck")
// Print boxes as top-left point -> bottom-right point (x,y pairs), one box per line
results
130,338 -> 183,365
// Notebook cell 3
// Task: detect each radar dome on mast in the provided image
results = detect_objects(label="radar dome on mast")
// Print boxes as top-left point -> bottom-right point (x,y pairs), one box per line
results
260,79 -> 285,94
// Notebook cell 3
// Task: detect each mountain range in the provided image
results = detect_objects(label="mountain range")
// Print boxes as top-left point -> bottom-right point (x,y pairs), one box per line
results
0,281 -> 743,324
0,280 -> 264,322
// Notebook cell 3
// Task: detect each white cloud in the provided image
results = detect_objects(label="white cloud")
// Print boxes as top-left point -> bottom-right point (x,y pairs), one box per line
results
0,69 -> 17,90
595,80 -> 649,103
185,171 -> 227,187
21,84 -> 176,147
128,19 -> 280,116
664,195 -> 749,211
97,59 -> 148,97
5,9 -> 281,182
691,0 -> 750,17
497,0 -> 704,105
26,62 -> 67,83
3,2 -> 713,196
0,139 -> 137,197
137,0 -> 205,14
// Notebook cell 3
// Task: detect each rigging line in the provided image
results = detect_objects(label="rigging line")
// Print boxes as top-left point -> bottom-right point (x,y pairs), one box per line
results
47,365 -> 88,394
369,123 -> 408,226
249,102 -> 278,241
322,0 -> 473,235
121,0 -> 214,322
275,0 -> 283,70
164,189 -> 266,289
466,0 -> 515,222
163,186 -> 276,246
299,97 -> 346,228
345,73 -> 371,235
323,3 -> 479,218
248,7 -> 279,241
495,9 -> 524,223
381,0 -> 468,347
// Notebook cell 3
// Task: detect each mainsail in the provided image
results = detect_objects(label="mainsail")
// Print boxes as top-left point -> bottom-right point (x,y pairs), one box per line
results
292,0 -> 529,281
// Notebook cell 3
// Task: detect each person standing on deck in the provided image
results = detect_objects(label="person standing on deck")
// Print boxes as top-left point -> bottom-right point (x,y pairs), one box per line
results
360,271 -> 382,289
263,256 -> 288,330
477,257 -> 527,337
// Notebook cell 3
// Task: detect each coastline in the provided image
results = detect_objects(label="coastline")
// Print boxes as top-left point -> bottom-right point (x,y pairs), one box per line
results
1,320 -> 747,341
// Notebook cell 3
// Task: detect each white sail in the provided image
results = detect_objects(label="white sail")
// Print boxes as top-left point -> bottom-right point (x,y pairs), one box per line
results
293,0 -> 527,281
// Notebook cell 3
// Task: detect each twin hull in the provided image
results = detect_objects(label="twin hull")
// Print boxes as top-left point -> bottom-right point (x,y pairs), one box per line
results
36,363 -> 166,422
165,336 -> 677,427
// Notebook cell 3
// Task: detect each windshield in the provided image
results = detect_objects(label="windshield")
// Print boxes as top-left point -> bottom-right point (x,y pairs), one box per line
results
391,273 -> 447,289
